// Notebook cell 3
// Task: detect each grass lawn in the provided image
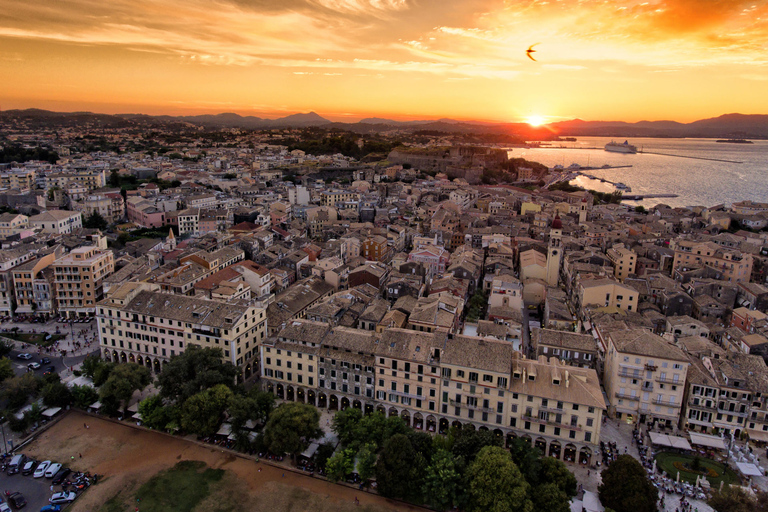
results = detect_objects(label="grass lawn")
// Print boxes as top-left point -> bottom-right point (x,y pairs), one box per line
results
654,451 -> 742,487
1,332 -> 66,347
102,461 -> 225,512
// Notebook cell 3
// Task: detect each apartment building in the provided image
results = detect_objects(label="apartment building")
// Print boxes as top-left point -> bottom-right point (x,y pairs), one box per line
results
29,210 -> 83,234
73,193 -> 125,224
0,169 -> 37,191
321,190 -> 359,208
12,252 -> 58,316
97,283 -> 266,380
44,169 -> 106,191
530,328 -> 598,369
671,239 -> 753,283
577,278 -> 639,314
177,208 -> 200,236
260,320 -> 605,464
0,247 -> 40,315
606,244 -> 636,282
0,213 -> 29,237
604,329 -> 690,426
54,246 -> 115,318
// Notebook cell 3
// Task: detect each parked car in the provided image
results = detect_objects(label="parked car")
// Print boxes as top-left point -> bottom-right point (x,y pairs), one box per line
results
45,463 -> 62,478
8,492 -> 26,509
40,506 -> 62,512
21,459 -> 36,475
49,492 -> 76,505
16,353 -> 33,360
33,460 -> 51,478
40,357 -> 51,364
27,362 -> 41,371
51,468 -> 71,485
0,496 -> 10,512
43,366 -> 56,375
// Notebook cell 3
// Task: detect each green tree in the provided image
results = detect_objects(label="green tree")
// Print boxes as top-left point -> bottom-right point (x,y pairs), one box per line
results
181,384 -> 234,436
709,487 -> 768,512
81,356 -> 114,387
326,448 -> 355,483
0,357 -> 13,382
466,446 -> 533,512
98,363 -> 151,415
0,339 -> 12,358
423,449 -> 462,511
635,205 -> 646,214
3,372 -> 40,410
248,389 -> 275,423
533,482 -> 571,512
262,402 -> 320,456
407,430 -> 435,463
70,384 -> 99,409
83,211 -> 108,230
599,455 -> 658,512
356,442 -> 377,483
109,169 -> 121,187
539,456 -> 578,497
452,427 -> 502,464
509,437 -> 543,484
332,407 -> 363,447
375,433 -> 423,501
41,381 -> 73,407
315,442 -> 336,471
157,345 -> 239,403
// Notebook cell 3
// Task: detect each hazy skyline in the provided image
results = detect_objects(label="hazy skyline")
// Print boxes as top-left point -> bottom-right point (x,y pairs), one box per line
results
2,0 -> 768,123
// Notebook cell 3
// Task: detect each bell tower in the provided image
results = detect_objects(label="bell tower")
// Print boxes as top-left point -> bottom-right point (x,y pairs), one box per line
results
546,215 -> 562,286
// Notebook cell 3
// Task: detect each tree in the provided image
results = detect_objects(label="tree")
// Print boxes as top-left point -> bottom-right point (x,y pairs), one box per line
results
466,446 -> 533,512
249,389 -> 275,424
157,345 -> 238,403
41,381 -> 73,407
81,356 -> 114,386
422,449 -> 462,511
509,437 -> 543,484
109,169 -> 121,187
262,402 -> 320,456
452,427 -> 502,464
635,205 -> 646,213
315,442 -> 336,471
709,486 -> 768,512
332,407 -> 363,447
407,430 -> 435,463
598,455 -> 658,512
70,384 -> 99,409
181,384 -> 233,436
83,211 -> 108,230
356,442 -> 377,483
326,448 -> 355,483
0,357 -> 13,382
3,372 -> 40,410
98,363 -> 151,415
375,434 -> 423,501
0,339 -> 12,358
532,483 -> 570,512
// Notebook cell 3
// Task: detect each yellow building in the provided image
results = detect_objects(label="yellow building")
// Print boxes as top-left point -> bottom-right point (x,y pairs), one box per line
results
606,244 -> 636,282
0,213 -> 29,237
671,239 -> 752,283
97,283 -> 266,380
12,252 -> 57,315
577,278 -> 639,314
521,202 -> 542,216
604,329 -> 689,426
54,246 -> 115,318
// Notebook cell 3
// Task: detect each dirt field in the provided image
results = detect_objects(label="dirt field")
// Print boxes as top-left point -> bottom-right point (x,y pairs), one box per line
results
23,411 -> 420,512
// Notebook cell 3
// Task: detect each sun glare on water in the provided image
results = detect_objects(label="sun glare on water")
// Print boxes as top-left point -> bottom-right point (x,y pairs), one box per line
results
526,115 -> 546,127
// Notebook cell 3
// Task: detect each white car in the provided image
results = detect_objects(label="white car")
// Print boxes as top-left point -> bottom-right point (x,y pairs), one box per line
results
16,353 -> 33,360
34,460 -> 51,478
49,492 -> 77,505
0,496 -> 10,512
45,462 -> 62,478
27,362 -> 41,370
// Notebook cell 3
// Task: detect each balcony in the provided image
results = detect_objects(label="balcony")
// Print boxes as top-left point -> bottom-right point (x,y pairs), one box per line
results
449,399 -> 493,413
655,375 -> 681,384
652,398 -> 681,408
645,364 -> 658,371
618,370 -> 642,379
615,392 -> 640,401
522,414 -> 582,431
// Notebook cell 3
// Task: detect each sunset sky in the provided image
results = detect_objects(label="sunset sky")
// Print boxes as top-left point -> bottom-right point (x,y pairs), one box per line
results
1,0 -> 768,123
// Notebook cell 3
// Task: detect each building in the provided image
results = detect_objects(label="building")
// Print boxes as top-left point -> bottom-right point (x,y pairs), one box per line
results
530,328 -> 598,369
97,283 -> 266,381
606,244 -> 636,282
12,252 -> 58,317
0,213 -> 29,237
177,208 -> 200,236
54,246 -> 115,318
577,278 -> 639,315
671,240 -> 753,283
29,210 -> 83,234
603,329 -> 689,426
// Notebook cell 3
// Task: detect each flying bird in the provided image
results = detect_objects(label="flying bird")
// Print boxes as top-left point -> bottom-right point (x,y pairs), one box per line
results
526,44 -> 539,61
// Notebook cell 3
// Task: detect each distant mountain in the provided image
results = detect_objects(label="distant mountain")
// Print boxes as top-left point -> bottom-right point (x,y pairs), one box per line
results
1,108 -> 767,138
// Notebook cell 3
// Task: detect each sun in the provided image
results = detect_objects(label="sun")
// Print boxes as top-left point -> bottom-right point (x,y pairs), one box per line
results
526,115 -> 546,127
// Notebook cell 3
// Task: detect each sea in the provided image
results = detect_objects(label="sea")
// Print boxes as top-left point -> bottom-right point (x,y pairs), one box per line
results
507,137 -> 768,209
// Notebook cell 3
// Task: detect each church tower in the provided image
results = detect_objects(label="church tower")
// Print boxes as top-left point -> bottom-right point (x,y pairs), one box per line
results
165,228 -> 177,251
546,215 -> 562,286
579,197 -> 588,224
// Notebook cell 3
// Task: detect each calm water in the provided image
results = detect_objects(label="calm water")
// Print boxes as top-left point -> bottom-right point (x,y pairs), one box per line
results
508,137 -> 768,208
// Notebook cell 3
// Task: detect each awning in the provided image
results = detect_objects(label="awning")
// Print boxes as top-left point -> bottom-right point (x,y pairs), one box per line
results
301,442 -> 319,459
42,407 -> 62,418
90,401 -> 102,410
216,423 -> 232,436
127,403 -> 139,413
648,432 -> 693,450
735,462 -> 763,477
688,432 -> 727,450
747,430 -> 768,443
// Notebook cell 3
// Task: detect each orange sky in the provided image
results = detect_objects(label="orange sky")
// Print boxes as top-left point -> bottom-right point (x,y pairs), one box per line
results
1,0 -> 768,123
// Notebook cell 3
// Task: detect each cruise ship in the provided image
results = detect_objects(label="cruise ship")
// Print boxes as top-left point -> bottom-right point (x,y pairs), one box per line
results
604,140 -> 638,154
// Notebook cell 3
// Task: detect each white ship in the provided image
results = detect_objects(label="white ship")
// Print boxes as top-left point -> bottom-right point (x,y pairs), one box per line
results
604,140 -> 638,154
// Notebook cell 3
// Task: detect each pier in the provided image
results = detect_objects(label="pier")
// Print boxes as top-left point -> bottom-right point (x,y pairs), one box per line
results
621,193 -> 679,201
638,150 -> 742,164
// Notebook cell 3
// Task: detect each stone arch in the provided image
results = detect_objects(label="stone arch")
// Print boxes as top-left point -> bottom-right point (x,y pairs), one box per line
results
493,428 -> 503,441
520,434 -> 532,446
276,383 -> 285,399
364,403 -> 374,415
451,420 -> 462,429
340,396 -> 350,410
564,443 -> 577,462
413,412 -> 423,430
296,387 -> 305,403
329,394 -> 339,411
426,415 -> 436,433
153,359 -> 161,372
286,385 -> 295,401
120,351 -> 127,363
388,407 -> 399,418
579,446 -> 592,465
319,391 -> 328,408
549,440 -> 562,459
535,437 -> 547,453
266,382 -> 274,394
400,410 -> 411,427
352,399 -> 362,410
464,423 -> 476,431
478,425 -> 489,432
506,432 -> 517,448
376,405 -> 385,415
439,418 -> 449,434
307,390 -> 316,406
128,353 -> 136,363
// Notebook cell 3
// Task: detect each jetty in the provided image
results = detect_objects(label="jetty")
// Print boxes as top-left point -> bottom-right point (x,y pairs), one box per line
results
638,150 -> 742,164
621,194 -> 679,201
